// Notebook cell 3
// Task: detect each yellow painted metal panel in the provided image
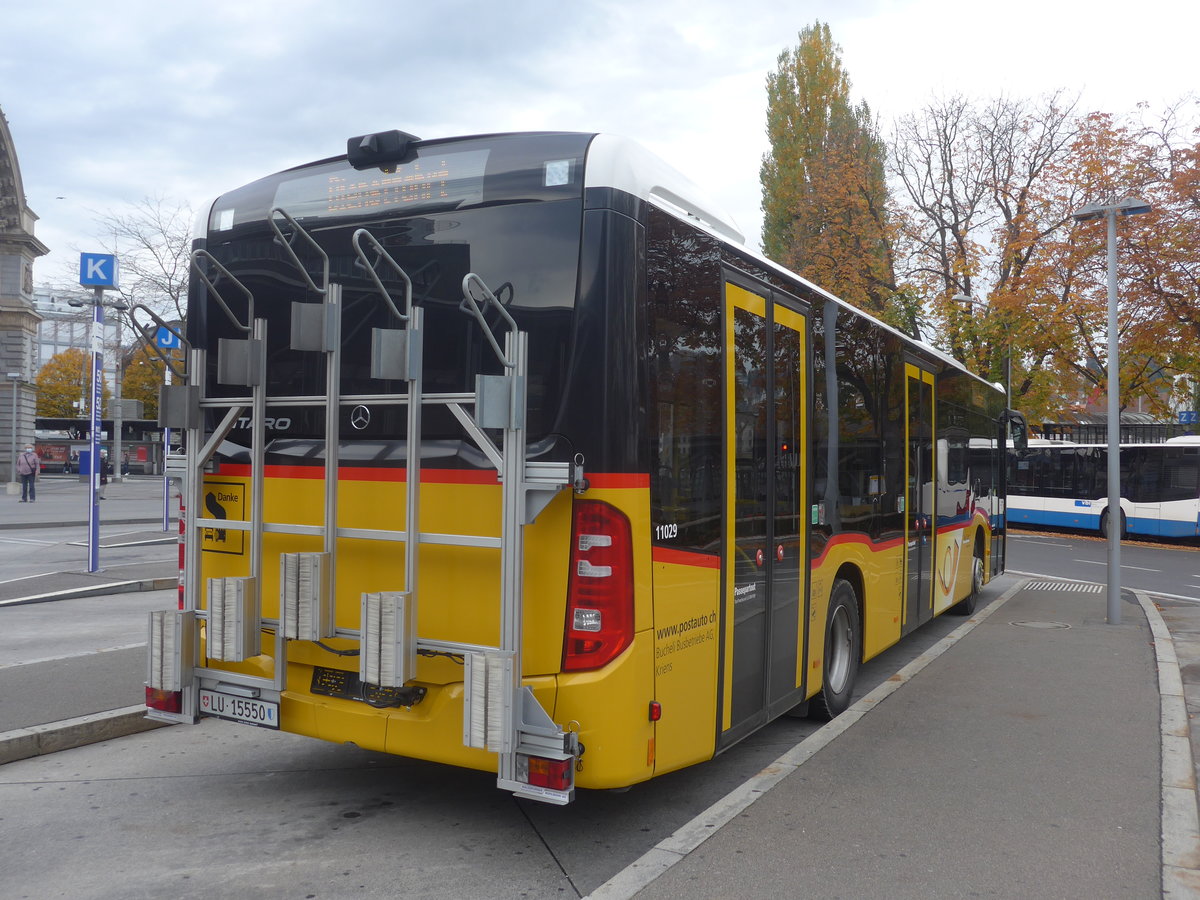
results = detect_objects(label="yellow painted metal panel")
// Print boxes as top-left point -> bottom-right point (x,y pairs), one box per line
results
650,555 -> 720,774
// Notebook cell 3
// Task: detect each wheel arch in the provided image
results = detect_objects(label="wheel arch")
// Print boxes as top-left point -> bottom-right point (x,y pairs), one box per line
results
833,562 -> 865,662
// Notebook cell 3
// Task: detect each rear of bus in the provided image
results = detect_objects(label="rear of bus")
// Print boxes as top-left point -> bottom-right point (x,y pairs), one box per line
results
151,132 -> 660,797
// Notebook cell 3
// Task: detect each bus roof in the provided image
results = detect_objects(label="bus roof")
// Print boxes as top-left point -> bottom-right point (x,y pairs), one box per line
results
583,134 -> 995,388
200,129 -> 1003,394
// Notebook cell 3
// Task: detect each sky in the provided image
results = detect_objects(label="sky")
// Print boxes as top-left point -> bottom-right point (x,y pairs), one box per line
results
2,0 -> 1197,288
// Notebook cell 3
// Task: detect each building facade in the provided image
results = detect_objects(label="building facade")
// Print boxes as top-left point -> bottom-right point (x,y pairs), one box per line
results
0,105 -> 48,483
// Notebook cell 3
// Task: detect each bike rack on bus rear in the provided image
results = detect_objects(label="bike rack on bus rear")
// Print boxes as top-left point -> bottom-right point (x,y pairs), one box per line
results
146,209 -> 578,804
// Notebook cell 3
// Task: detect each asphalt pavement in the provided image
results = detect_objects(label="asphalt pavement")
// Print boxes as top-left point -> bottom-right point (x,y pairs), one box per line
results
2,476 -> 1200,896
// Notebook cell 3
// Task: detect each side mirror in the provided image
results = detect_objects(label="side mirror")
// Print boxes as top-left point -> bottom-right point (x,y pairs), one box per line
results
1003,410 -> 1028,452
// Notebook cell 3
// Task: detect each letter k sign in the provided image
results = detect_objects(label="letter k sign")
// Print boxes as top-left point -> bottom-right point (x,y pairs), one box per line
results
79,252 -> 120,289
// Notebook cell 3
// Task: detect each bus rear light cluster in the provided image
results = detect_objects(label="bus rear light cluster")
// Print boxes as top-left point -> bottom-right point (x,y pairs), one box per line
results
177,497 -> 186,610
145,686 -> 183,714
563,500 -> 633,671
516,753 -> 573,792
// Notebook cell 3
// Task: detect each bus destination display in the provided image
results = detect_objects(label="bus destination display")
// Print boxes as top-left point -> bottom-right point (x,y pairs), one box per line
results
272,149 -> 489,221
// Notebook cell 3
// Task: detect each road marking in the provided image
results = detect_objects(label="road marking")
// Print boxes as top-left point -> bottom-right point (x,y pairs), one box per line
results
1008,569 -> 1200,605
1072,559 -> 1161,573
0,642 -> 146,669
1012,538 -> 1072,548
0,569 -> 68,584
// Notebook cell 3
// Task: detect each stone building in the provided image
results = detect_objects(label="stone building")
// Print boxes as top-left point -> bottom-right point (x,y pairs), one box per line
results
1,104 -> 48,483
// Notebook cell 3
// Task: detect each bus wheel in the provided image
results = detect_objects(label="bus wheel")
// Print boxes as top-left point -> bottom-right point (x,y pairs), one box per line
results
811,578 -> 861,720
951,543 -> 985,616
1100,509 -> 1126,540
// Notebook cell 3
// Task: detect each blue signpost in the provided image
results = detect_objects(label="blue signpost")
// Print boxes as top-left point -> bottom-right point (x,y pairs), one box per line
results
80,253 -> 120,573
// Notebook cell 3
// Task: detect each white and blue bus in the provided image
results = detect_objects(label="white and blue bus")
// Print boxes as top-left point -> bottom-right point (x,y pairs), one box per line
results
1008,436 -> 1200,538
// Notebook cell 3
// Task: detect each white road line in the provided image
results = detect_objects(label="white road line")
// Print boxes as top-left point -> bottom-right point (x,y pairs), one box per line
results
0,642 -> 146,669
1072,559 -> 1161,573
1008,569 -> 1200,605
0,569 -> 69,584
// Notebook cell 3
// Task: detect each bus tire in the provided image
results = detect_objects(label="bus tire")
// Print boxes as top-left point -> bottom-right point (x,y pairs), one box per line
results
1100,509 -> 1126,540
811,578 -> 862,720
951,542 -> 985,616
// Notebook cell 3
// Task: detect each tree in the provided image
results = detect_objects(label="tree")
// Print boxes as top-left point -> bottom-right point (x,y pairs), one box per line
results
892,95 -> 1200,424
890,92 -> 1083,420
121,344 -> 169,420
95,195 -> 194,324
36,348 -> 110,418
760,22 -> 901,326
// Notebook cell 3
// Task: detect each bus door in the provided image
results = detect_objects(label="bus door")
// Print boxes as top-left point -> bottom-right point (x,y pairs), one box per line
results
721,278 -> 808,745
904,364 -> 936,630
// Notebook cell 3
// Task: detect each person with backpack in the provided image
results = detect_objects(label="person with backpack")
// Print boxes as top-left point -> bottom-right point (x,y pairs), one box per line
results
17,445 -> 40,502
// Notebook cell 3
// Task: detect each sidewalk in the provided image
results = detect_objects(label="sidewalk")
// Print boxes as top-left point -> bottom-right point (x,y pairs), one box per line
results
1,472 -> 176,531
594,581 -> 1200,898
0,475 -> 178,606
0,475 -> 179,762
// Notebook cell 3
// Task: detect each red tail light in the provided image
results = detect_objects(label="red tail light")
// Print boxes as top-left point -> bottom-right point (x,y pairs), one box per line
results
518,754 -> 573,791
563,500 -> 634,671
178,497 -> 186,610
146,686 -> 182,714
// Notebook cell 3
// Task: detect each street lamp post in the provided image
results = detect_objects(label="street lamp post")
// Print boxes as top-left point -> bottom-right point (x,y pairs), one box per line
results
1071,196 -> 1152,626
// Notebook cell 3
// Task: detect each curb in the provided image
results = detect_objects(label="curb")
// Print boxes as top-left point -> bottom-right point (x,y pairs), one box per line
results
1135,590 -> 1200,896
0,517 -> 171,532
0,705 -> 171,766
0,576 -> 178,607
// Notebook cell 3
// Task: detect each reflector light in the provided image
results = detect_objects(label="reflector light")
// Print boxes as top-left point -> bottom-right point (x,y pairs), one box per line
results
649,701 -> 662,722
572,608 -> 602,632
145,686 -> 182,713
578,533 -> 612,551
563,500 -> 634,672
517,753 -> 572,791
576,559 -> 613,578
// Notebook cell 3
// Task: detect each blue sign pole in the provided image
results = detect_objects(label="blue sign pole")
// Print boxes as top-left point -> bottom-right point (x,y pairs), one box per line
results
80,252 -> 119,574
87,289 -> 104,572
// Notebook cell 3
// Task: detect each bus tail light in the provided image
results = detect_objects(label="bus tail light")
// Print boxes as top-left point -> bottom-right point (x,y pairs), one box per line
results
516,753 -> 573,792
145,686 -> 182,714
563,500 -> 633,671
178,496 -> 186,610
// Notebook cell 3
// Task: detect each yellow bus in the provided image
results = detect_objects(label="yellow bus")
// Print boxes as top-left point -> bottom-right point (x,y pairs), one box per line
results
146,130 -> 1023,805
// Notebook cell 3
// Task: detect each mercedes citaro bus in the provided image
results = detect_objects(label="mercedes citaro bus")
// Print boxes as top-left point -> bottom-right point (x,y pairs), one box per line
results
145,130 -> 1023,805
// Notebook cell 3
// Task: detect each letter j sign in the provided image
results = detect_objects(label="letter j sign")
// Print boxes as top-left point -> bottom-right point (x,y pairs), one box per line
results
79,252 -> 120,289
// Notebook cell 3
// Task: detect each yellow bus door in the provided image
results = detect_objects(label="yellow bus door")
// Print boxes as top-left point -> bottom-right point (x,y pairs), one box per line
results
722,279 -> 808,744
904,364 -> 936,630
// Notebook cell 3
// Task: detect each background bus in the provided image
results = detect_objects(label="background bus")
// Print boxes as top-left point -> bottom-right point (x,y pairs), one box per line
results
146,129 -> 1018,804
1008,436 -> 1200,538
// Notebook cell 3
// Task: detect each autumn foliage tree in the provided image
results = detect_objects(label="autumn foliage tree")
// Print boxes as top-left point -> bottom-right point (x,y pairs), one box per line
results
121,344 -> 169,420
889,93 -> 1200,424
889,92 -> 1083,418
36,348 -> 110,418
760,22 -> 905,329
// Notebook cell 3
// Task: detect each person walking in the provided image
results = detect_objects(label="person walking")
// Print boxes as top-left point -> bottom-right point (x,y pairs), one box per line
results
17,444 -> 40,502
98,452 -> 110,499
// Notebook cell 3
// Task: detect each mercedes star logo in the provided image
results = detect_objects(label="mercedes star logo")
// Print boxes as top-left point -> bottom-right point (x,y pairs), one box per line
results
350,405 -> 371,430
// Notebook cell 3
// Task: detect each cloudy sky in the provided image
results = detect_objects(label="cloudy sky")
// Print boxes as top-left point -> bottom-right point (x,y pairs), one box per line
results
2,0 -> 1196,286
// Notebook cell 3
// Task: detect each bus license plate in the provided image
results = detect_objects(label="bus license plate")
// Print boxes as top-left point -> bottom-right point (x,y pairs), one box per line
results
199,689 -> 279,729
